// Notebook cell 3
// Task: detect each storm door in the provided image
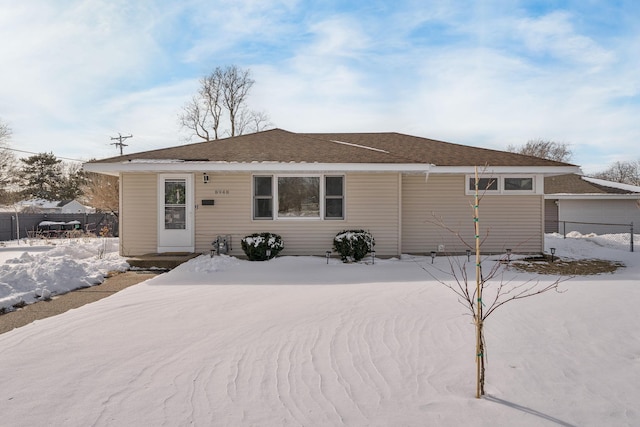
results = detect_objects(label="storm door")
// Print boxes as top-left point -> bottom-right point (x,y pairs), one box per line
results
157,174 -> 194,252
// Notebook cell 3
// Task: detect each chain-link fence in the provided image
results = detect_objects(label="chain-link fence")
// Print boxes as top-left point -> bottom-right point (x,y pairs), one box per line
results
548,220 -> 634,252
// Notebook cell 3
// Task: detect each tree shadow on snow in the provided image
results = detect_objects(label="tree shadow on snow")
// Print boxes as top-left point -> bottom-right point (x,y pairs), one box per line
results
484,395 -> 576,427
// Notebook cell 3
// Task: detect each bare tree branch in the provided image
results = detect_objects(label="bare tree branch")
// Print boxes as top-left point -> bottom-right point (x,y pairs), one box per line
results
507,139 -> 572,163
590,160 -> 640,186
179,65 -> 266,141
221,65 -> 254,137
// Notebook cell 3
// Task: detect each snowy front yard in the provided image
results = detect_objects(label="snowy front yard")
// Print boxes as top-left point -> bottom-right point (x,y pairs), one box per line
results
1,234 -> 639,426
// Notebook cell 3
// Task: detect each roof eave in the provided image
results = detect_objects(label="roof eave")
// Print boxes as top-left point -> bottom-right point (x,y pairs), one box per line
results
83,161 -> 435,175
545,194 -> 640,200
429,165 -> 582,175
83,161 -> 581,176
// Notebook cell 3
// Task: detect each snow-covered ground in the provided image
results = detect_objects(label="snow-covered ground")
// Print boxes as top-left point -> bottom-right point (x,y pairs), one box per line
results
0,237 -> 128,311
1,233 -> 639,426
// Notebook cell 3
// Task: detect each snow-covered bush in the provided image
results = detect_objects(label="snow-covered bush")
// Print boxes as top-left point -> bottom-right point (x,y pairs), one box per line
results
241,232 -> 284,261
333,230 -> 375,263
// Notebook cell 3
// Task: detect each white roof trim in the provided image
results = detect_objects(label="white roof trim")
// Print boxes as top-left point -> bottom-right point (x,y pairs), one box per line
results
83,161 -> 581,176
545,194 -> 640,200
581,176 -> 640,193
429,165 -> 582,175
83,161 -> 434,175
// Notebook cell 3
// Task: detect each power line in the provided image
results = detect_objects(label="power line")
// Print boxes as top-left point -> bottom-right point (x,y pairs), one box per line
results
110,133 -> 133,155
0,146 -> 85,162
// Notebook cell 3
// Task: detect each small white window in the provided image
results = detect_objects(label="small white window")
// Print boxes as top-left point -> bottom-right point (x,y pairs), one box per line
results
504,177 -> 533,191
465,174 -> 537,195
468,177 -> 499,192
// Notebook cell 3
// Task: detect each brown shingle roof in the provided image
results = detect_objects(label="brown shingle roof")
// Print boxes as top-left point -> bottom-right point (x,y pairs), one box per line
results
545,174 -> 639,194
91,128 -> 575,167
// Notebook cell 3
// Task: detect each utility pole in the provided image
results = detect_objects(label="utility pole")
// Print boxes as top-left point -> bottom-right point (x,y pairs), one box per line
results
110,133 -> 133,155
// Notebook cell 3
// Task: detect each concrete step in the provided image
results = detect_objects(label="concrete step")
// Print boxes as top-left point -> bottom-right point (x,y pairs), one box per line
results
126,252 -> 201,270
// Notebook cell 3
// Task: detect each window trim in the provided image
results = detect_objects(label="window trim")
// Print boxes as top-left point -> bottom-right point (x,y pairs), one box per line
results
465,174 -> 538,195
252,174 -> 346,220
324,175 -> 345,220
253,175 -> 274,220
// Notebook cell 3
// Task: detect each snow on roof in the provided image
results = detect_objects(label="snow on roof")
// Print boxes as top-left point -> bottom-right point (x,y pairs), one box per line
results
582,176 -> 640,193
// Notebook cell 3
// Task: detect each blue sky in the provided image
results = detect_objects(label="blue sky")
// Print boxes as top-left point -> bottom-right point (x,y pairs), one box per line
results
0,0 -> 638,174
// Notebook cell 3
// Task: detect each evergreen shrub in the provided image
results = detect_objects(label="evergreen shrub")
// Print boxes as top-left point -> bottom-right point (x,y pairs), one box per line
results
333,230 -> 375,262
241,232 -> 284,261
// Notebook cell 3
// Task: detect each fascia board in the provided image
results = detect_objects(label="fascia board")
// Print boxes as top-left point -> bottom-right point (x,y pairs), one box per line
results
83,161 -> 434,174
83,162 -> 581,176
429,166 -> 583,175
545,194 -> 640,200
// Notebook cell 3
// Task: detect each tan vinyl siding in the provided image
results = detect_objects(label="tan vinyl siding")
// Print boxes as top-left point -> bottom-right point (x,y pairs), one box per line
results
194,172 -> 400,257
402,175 -> 543,254
545,199 -> 559,233
120,173 -> 157,256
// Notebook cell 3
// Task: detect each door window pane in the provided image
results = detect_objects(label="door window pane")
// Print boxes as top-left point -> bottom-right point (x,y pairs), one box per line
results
165,180 -> 186,204
164,179 -> 186,229
164,207 -> 186,229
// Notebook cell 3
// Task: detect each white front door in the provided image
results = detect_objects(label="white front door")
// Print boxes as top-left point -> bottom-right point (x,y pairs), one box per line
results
158,174 -> 194,253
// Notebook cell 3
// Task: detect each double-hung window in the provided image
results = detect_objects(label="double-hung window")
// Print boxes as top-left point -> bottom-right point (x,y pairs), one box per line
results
324,176 -> 344,219
253,175 -> 344,220
253,176 -> 274,219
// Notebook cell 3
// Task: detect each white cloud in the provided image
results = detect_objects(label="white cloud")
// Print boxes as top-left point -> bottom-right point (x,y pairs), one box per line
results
0,0 -> 638,176
515,11 -> 615,69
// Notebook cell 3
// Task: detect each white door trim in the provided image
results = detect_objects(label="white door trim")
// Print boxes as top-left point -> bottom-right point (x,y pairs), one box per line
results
157,173 -> 194,253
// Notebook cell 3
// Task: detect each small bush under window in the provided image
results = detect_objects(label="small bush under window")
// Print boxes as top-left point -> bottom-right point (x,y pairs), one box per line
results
241,232 -> 284,261
333,230 -> 375,263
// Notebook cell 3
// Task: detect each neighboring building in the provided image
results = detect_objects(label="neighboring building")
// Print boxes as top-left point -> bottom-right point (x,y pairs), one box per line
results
545,174 -> 640,235
17,199 -> 96,214
83,129 -> 580,257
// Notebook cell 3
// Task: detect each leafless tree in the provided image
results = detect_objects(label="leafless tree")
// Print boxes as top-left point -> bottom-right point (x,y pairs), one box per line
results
0,119 -> 10,143
421,167 -> 567,398
236,108 -> 273,136
0,119 -> 19,203
179,65 -> 268,141
507,139 -> 573,163
81,172 -> 119,216
222,65 -> 254,137
590,160 -> 640,186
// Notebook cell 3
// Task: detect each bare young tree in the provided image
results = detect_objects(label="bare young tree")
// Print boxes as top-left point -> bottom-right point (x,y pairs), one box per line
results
179,65 -> 267,141
81,172 -> 119,216
0,119 -> 19,203
591,160 -> 640,186
422,167 -> 566,398
507,139 -> 573,163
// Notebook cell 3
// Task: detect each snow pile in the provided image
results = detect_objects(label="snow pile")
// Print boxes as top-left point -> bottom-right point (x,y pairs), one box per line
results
0,233 -> 639,426
0,238 -> 128,311
546,231 -> 637,259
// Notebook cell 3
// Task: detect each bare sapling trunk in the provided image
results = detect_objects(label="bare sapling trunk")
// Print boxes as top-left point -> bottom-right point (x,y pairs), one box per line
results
473,166 -> 484,398
419,165 -> 567,398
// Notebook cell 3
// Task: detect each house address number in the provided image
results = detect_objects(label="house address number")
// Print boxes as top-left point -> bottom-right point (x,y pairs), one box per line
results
214,189 -> 230,195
